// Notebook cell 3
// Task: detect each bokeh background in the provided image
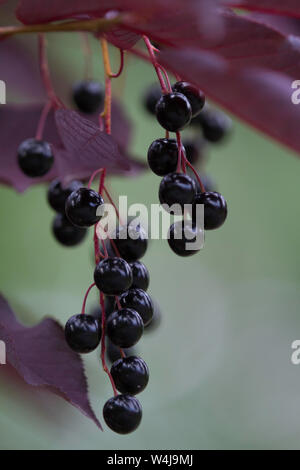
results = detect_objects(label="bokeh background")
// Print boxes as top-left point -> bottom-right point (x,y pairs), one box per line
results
1,28 -> 300,450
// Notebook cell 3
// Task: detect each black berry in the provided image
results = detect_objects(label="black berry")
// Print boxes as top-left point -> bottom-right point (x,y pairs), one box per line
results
129,261 -> 150,291
52,213 -> 87,247
194,107 -> 232,143
73,80 -> 104,114
106,308 -> 144,348
193,191 -> 227,230
18,138 -> 54,177
182,138 -> 206,165
147,138 -> 178,176
119,288 -> 153,327
172,81 -> 205,117
168,220 -> 203,257
103,394 -> 142,434
65,314 -> 101,353
48,179 -> 83,213
94,257 -> 133,296
65,188 -> 104,228
159,172 -> 196,214
155,92 -> 192,132
143,83 -> 162,115
113,223 -> 148,262
111,356 -> 149,395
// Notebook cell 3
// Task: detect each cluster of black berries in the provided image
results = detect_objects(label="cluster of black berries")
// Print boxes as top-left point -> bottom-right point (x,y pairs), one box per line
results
144,81 -> 229,256
65,213 -> 155,434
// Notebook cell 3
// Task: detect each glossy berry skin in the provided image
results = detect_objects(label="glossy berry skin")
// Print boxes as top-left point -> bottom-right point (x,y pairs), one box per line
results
103,394 -> 142,434
94,257 -> 133,296
147,138 -> 178,176
172,81 -> 205,117
73,80 -> 104,114
193,191 -> 227,230
114,224 -> 148,262
106,308 -> 144,348
143,83 -> 162,115
194,107 -> 232,143
168,220 -> 202,257
119,288 -> 153,327
47,179 -> 83,213
159,172 -> 196,214
65,188 -> 104,228
111,356 -> 149,395
52,213 -> 87,247
129,261 -> 150,291
155,92 -> 192,132
65,314 -> 101,353
18,138 -> 54,177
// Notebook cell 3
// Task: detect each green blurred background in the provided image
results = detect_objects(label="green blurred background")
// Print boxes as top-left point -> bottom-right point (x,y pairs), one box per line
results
1,32 -> 300,450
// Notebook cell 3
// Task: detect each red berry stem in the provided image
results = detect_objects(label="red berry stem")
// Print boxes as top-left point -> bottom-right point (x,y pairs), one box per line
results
176,131 -> 183,173
110,49 -> 125,78
183,154 -> 206,193
38,33 -> 63,108
87,167 -> 105,189
143,35 -> 168,94
80,32 -> 93,81
35,100 -> 52,140
81,282 -> 96,314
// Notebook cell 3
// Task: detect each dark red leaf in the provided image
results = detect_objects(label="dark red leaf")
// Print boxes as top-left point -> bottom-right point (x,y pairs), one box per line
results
0,294 -> 102,429
227,1 -> 300,18
0,37 -> 44,102
104,28 -> 141,50
248,12 -> 300,36
160,48 -> 300,155
54,109 -> 132,182
15,0 -> 222,46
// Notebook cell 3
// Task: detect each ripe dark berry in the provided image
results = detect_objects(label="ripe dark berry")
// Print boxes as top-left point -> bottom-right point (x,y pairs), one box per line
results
73,80 -> 104,114
155,92 -> 192,132
129,261 -> 150,291
106,308 -> 144,348
194,107 -> 232,143
65,314 -> 101,353
193,191 -> 227,230
65,188 -> 104,228
147,138 -> 178,176
113,223 -> 148,262
52,213 -> 87,247
168,220 -> 203,257
47,179 -> 83,213
111,356 -> 149,395
172,81 -> 205,117
103,394 -> 142,434
159,172 -> 196,214
94,257 -> 133,296
143,83 -> 162,115
119,288 -> 153,327
182,138 -> 206,165
18,138 -> 54,177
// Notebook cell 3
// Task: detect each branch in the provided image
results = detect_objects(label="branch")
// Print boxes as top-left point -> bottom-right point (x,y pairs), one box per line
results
0,16 -> 123,39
